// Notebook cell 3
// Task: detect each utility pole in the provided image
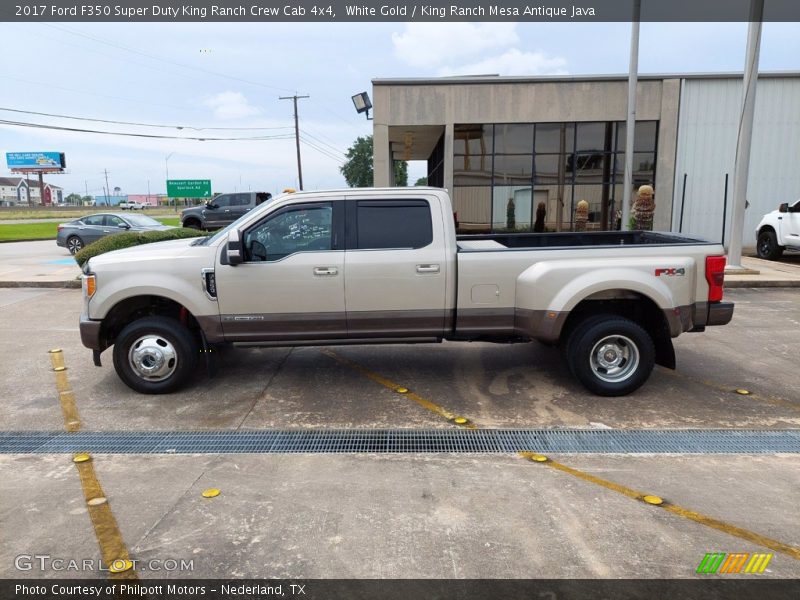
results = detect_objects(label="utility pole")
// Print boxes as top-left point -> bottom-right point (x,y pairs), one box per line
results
104,169 -> 111,206
727,0 -> 764,271
621,0 -> 641,231
280,94 -> 310,190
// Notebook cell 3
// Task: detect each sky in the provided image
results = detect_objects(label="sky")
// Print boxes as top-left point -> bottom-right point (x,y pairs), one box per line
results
0,21 -> 799,198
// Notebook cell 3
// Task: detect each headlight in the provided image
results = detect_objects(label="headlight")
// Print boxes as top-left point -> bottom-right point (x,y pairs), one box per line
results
82,274 -> 96,298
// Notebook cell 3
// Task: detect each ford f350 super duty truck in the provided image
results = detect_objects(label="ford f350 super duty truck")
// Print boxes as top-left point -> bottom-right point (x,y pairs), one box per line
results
79,188 -> 733,396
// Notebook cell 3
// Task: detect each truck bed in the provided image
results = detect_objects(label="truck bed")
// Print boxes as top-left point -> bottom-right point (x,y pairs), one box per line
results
457,231 -> 713,251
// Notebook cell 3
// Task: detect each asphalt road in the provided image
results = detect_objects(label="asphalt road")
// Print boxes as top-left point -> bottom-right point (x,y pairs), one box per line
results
0,287 -> 798,579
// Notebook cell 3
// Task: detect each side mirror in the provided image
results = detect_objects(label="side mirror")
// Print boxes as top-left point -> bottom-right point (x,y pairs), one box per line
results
118,223 -> 130,229
207,202 -> 218,210
227,231 -> 243,265
779,203 -> 789,213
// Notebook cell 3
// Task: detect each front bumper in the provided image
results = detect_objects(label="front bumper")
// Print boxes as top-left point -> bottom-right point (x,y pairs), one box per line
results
707,301 -> 734,326
79,313 -> 103,351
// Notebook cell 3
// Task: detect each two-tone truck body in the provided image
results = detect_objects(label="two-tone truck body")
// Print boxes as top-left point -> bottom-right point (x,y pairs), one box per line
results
80,188 -> 733,396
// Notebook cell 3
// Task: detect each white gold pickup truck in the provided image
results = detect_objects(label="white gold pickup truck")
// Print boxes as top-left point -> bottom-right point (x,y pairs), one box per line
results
80,188 -> 733,396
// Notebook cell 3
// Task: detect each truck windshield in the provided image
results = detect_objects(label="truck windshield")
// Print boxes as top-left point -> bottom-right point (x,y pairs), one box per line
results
194,193 -> 283,246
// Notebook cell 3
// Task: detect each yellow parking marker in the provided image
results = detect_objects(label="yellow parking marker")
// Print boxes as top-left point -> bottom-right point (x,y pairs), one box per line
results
329,351 -> 800,561
201,488 -> 221,498
664,369 -> 800,412
321,349 -> 477,429
48,351 -> 138,581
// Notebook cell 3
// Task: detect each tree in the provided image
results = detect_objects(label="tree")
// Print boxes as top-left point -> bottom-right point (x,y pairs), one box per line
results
65,193 -> 82,205
340,135 -> 407,187
414,176 -> 428,186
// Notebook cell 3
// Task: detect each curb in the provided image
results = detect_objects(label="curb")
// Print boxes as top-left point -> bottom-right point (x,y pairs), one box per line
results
0,280 -> 81,289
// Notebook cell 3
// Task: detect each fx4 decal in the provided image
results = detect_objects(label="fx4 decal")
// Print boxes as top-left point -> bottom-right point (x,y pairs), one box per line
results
655,267 -> 686,276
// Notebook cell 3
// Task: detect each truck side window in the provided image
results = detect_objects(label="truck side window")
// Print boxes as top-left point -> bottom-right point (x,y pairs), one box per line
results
356,200 -> 432,250
231,194 -> 249,206
244,203 -> 333,262
212,195 -> 230,208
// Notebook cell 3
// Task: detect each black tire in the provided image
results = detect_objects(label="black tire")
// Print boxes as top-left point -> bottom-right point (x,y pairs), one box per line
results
756,230 -> 784,260
183,219 -> 201,230
66,236 -> 84,255
566,315 -> 655,397
112,316 -> 198,394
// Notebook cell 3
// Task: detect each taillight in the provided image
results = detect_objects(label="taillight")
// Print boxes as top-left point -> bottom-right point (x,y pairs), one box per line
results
57,225 -> 63,231
705,255 -> 726,302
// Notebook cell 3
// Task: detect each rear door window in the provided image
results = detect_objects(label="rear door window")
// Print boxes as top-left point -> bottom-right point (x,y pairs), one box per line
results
355,200 -> 432,250
82,215 -> 105,226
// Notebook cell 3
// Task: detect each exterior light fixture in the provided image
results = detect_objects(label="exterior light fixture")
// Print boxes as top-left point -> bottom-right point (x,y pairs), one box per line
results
351,91 -> 373,120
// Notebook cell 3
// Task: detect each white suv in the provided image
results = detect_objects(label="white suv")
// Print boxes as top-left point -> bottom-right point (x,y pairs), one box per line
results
755,198 -> 800,260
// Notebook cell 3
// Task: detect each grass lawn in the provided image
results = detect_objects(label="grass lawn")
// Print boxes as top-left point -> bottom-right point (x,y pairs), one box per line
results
0,218 -> 182,242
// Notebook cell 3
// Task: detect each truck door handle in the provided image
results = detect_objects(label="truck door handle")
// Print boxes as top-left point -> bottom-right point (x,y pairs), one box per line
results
314,267 -> 338,276
416,264 -> 440,274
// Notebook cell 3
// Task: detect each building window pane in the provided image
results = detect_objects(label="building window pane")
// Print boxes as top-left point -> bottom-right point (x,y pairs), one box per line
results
492,186 -> 532,232
534,154 -> 571,184
572,153 -> 610,184
613,152 -> 656,182
454,154 -> 493,186
494,124 -> 534,154
615,121 -> 658,152
494,155 -> 533,185
454,124 -> 493,156
573,185 -> 608,227
535,123 -> 575,153
575,122 -> 608,152
453,186 -> 491,233
532,184 -> 574,231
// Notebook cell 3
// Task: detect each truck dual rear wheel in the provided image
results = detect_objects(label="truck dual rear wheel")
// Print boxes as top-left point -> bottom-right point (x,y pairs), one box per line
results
565,315 -> 655,397
112,317 -> 198,394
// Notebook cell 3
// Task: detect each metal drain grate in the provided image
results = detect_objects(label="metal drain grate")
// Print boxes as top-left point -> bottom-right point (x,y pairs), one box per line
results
1,429 -> 799,454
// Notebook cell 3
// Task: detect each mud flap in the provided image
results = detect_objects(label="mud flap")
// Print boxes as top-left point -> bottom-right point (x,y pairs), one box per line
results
653,328 -> 676,370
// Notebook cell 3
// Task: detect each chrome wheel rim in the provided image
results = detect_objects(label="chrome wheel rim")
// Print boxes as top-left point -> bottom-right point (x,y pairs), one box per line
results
128,334 -> 178,382
67,238 -> 83,254
589,334 -> 639,383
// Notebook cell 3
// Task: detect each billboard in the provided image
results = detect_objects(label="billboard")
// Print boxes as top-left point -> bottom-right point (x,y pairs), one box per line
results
167,179 -> 212,198
6,152 -> 66,170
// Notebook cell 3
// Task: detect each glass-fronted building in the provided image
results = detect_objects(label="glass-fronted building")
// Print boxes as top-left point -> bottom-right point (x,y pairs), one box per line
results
371,73 -> 800,247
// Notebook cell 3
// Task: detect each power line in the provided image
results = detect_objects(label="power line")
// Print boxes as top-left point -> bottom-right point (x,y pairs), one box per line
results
0,107 -> 294,132
300,137 -> 345,164
0,118 -> 296,141
299,129 -> 346,156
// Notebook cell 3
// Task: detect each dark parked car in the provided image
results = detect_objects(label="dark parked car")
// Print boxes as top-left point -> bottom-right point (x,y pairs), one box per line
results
181,191 -> 272,230
56,212 -> 174,254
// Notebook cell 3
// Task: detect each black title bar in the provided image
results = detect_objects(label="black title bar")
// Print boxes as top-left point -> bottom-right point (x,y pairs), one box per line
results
2,0 -> 800,22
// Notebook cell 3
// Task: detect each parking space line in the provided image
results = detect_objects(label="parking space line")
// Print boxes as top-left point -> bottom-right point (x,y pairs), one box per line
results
662,368 -> 800,412
325,350 -> 800,561
321,349 -> 476,428
49,349 -> 138,580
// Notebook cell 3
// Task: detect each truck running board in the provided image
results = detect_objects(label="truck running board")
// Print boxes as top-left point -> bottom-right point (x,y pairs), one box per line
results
232,337 -> 441,348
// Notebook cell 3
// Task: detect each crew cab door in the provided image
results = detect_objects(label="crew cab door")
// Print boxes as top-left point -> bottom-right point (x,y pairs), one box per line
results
204,194 -> 232,229
228,193 -> 253,222
215,200 -> 346,341
785,199 -> 800,246
344,197 -> 447,337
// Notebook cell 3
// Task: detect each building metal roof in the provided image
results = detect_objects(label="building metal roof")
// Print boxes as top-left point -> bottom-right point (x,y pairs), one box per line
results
373,71 -> 800,86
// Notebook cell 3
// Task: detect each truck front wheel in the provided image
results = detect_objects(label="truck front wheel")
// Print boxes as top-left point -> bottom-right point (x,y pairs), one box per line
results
756,230 -> 783,260
566,315 -> 654,397
112,317 -> 198,394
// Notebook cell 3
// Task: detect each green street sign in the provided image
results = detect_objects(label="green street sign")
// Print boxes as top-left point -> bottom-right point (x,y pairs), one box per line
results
167,179 -> 211,198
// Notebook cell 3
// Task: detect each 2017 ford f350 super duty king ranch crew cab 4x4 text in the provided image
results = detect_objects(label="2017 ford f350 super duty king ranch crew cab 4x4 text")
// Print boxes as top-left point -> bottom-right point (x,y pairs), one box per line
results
79,188 -> 733,396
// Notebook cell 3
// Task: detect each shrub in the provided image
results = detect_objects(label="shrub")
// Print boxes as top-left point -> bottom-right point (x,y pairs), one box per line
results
74,228 -> 208,268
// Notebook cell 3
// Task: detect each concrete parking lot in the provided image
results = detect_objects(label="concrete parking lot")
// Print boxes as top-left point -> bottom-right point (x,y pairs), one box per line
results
0,287 -> 798,579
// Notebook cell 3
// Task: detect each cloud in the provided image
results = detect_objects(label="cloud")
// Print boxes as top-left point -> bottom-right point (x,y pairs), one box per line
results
392,23 -> 519,68
437,48 -> 569,77
202,91 -> 261,119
